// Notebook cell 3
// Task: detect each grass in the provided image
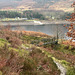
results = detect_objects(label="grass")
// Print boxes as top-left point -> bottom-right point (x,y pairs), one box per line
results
67,68 -> 75,75
23,35 -> 42,40
0,71 -> 2,75
0,38 -> 8,47
28,46 -> 60,75
9,47 -> 29,57
52,56 -> 75,75
41,42 -> 75,75
0,28 -> 75,75
0,37 -> 60,75
52,44 -> 75,55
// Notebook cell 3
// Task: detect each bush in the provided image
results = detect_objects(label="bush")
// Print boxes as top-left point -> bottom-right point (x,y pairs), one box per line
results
21,57 -> 37,75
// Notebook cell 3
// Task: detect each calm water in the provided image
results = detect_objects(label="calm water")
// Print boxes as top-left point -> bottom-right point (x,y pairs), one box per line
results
11,24 -> 69,39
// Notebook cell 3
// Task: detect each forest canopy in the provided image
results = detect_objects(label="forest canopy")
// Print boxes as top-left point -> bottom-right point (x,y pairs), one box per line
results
0,10 -> 71,20
0,10 -> 45,20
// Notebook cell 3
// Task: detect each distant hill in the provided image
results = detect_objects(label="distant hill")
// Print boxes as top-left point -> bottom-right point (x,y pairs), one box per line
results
0,0 -> 75,12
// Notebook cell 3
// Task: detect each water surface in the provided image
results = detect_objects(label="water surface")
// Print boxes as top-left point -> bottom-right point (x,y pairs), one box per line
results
11,24 -> 69,38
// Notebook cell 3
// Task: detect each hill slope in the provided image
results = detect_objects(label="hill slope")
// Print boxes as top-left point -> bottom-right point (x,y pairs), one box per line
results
0,0 -> 75,12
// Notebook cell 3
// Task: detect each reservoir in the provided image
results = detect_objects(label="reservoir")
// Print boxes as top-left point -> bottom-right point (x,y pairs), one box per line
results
11,24 -> 69,39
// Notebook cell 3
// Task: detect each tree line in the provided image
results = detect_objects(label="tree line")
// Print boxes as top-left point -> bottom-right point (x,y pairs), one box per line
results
0,10 -> 72,20
0,10 -> 45,20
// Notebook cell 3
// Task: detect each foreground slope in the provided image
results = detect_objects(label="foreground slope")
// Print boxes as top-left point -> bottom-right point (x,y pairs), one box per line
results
0,27 -> 75,75
0,28 -> 60,75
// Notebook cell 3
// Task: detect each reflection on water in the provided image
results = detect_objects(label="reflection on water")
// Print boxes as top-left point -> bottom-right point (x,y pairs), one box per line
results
11,24 -> 69,38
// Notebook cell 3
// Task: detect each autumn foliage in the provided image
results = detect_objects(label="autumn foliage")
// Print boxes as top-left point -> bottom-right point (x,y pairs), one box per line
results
64,2 -> 75,42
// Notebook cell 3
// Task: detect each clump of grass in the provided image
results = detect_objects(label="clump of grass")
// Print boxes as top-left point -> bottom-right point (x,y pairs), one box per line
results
23,58 -> 37,70
0,38 -> 7,42
67,68 -> 75,75
51,44 -> 75,55
0,71 -> 2,75
42,57 -> 48,65
22,35 -> 42,44
0,38 -> 8,47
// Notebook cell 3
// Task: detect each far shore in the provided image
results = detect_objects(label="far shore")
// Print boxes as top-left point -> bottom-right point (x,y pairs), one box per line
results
0,20 -> 73,26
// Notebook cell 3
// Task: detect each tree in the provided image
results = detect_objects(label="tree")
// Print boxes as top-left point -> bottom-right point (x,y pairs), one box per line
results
64,2 -> 75,42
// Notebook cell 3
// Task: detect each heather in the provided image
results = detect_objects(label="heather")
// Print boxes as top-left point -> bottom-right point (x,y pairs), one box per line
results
0,27 -> 60,75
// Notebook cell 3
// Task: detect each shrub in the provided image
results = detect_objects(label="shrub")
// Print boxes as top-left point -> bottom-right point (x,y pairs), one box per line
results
21,57 -> 37,75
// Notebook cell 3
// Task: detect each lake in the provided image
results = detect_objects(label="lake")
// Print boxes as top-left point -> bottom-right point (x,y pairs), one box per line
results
11,24 -> 69,39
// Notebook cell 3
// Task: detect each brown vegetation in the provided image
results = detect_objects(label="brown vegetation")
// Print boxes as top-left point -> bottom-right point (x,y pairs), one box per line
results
62,40 -> 75,46
63,2 -> 75,46
0,26 -> 60,75
13,30 -> 50,37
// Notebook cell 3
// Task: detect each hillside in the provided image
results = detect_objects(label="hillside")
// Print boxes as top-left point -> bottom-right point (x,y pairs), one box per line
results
0,27 -> 60,75
0,26 -> 75,75
0,0 -> 75,12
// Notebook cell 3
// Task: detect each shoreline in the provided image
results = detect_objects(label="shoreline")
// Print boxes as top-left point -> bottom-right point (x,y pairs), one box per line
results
0,20 -> 72,26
